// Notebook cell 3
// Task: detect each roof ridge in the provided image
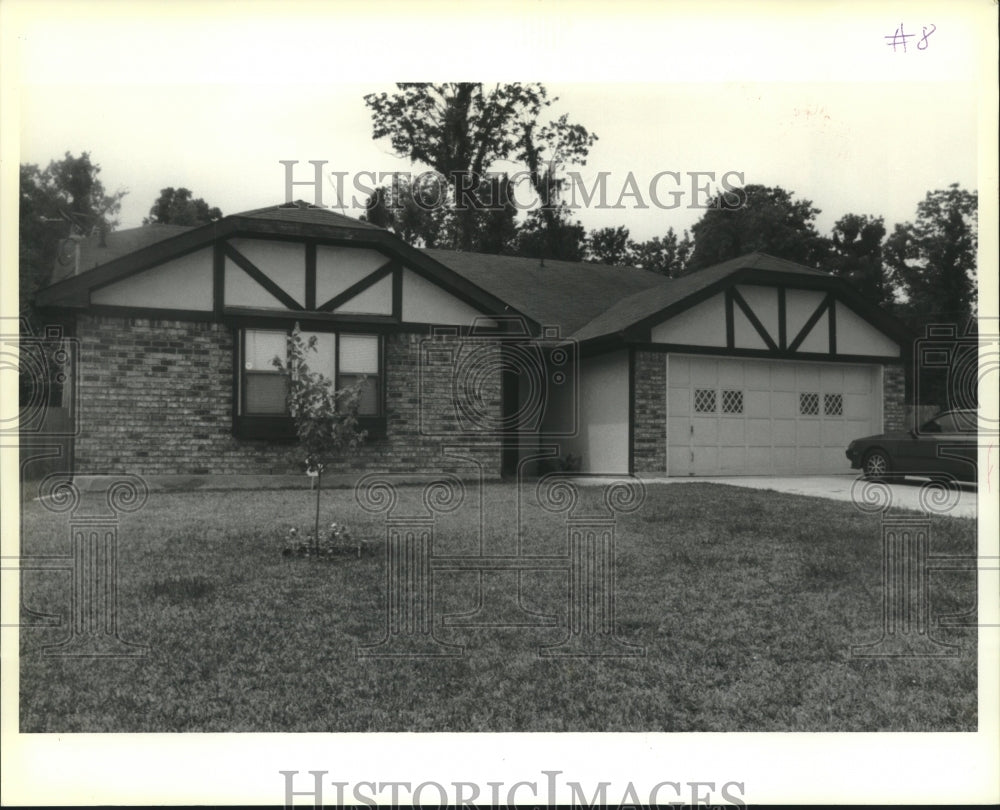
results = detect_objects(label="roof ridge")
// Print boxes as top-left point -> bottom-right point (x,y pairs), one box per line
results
423,247 -> 667,280
228,200 -> 384,230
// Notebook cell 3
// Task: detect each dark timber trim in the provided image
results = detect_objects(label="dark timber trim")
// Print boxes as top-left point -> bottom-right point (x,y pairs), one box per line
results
317,259 -> 394,312
221,308 -> 398,331
305,242 -> 317,311
731,287 -> 778,350
391,264 -> 403,320
787,293 -> 832,353
629,342 -> 901,365
223,242 -> 303,311
724,288 -> 735,349
213,242 -> 225,316
828,296 -> 837,355
618,268 -> 912,349
36,212 -> 535,327
777,286 -> 787,350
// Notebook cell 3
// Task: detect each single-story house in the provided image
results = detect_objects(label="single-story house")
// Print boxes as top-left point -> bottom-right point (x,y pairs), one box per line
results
34,203 -> 911,480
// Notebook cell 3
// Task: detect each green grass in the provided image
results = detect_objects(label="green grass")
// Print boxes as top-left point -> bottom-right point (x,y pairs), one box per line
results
18,483 -> 976,731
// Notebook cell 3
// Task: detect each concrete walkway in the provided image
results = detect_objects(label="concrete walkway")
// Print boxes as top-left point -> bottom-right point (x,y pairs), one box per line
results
577,474 -> 983,519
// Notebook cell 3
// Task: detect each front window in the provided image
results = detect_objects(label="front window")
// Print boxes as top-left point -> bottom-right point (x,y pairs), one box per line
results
236,327 -> 383,437
338,334 -> 380,416
243,329 -> 290,415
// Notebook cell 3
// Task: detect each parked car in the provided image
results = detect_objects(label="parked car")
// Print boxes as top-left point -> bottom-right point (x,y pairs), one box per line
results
846,409 -> 979,482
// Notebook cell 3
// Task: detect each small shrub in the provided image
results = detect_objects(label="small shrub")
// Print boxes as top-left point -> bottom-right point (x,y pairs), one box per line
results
281,524 -> 373,561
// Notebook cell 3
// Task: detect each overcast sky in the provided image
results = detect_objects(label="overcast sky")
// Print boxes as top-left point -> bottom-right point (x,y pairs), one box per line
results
18,80 -> 979,243
12,6 -> 985,244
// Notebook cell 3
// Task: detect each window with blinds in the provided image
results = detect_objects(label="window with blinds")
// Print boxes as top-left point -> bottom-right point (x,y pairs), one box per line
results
338,334 -> 380,416
244,329 -> 289,414
240,328 -> 381,418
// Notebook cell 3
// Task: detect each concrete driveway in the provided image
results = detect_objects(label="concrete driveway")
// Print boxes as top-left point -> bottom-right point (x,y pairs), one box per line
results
582,474 -> 982,519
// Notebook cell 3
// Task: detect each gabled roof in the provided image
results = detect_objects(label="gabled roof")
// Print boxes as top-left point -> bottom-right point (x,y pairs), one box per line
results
56,223 -> 194,281
53,203 -> 380,282
570,252 -> 830,341
424,249 -> 665,335
37,204 -> 522,319
237,202 -> 383,230
36,205 -> 909,347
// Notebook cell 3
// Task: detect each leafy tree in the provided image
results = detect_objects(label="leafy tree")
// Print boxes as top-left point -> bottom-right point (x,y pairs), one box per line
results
686,184 -> 830,272
630,228 -> 693,277
362,175 -> 448,248
827,214 -> 891,306
364,83 -> 596,253
517,107 -> 597,260
587,226 -> 633,265
143,187 -> 222,226
20,152 -> 127,322
583,226 -> 693,276
514,206 -> 587,262
884,184 -> 977,330
19,153 -> 126,409
363,172 -> 519,254
272,325 -> 368,553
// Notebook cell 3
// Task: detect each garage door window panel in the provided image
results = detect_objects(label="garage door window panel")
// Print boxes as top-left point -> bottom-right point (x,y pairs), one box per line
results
721,389 -> 744,414
694,388 -> 717,413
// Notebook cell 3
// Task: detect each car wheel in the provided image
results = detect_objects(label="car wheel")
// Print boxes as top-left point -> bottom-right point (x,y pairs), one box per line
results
862,449 -> 892,481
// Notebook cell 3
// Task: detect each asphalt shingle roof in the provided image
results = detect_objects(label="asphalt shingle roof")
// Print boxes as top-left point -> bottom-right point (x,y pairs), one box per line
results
55,223 -> 193,282
237,202 -> 383,229
423,249 -> 667,335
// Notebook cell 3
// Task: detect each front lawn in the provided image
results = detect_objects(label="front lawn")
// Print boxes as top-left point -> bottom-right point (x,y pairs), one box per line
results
18,482 -> 976,731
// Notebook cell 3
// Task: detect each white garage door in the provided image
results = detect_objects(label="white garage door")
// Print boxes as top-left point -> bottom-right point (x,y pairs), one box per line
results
665,355 -> 881,476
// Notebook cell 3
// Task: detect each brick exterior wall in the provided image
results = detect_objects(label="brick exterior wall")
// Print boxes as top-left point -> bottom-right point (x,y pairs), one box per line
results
72,314 -> 501,478
631,351 -> 666,474
882,363 -> 907,432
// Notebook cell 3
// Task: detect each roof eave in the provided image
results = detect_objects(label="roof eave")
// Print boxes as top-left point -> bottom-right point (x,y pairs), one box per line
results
34,213 -> 541,328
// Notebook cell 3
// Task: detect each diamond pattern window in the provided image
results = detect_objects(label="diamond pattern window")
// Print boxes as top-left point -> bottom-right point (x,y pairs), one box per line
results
694,388 -> 716,413
824,393 -> 844,416
799,392 -> 820,416
721,389 -> 744,415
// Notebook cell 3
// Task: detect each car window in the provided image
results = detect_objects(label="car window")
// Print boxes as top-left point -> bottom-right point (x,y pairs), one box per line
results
929,411 -> 978,433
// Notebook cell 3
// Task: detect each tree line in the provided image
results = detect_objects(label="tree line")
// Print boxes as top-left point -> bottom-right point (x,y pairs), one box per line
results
19,83 -> 978,341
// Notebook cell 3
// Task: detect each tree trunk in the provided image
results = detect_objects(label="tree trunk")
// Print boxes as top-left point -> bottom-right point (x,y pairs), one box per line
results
314,468 -> 322,555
